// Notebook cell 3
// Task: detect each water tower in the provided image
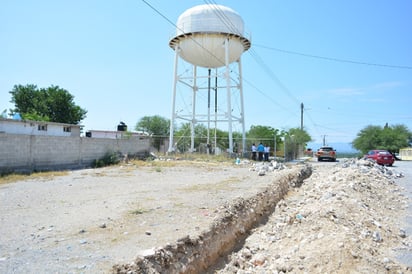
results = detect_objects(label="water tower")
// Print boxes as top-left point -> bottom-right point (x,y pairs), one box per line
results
168,4 -> 251,154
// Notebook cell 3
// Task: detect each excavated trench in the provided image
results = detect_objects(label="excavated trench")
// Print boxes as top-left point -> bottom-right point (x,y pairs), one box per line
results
112,164 -> 312,274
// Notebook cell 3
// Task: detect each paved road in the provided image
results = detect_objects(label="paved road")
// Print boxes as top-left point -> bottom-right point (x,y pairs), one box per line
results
392,160 -> 412,265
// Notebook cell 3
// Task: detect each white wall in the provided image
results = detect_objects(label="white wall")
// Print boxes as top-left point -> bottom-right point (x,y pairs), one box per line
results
0,133 -> 151,173
0,119 -> 80,137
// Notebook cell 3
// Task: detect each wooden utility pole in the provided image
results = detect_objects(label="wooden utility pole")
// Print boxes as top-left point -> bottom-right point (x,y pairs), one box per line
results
300,102 -> 304,130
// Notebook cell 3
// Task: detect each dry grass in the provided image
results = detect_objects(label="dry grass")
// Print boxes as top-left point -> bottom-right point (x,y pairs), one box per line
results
0,154 -> 235,185
129,208 -> 147,215
0,170 -> 69,185
179,176 -> 240,192
128,155 -> 234,170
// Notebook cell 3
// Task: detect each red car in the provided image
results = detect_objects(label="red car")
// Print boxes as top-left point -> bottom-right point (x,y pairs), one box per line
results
364,150 -> 394,166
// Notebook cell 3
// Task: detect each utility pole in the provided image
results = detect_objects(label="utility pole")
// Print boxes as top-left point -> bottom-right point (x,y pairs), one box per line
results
300,102 -> 304,130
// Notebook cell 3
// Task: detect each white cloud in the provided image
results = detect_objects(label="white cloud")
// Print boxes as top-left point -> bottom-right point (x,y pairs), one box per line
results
371,81 -> 403,90
326,87 -> 364,96
326,81 -> 404,97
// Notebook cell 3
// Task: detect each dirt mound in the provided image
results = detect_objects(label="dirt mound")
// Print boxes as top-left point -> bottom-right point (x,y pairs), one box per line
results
218,159 -> 411,273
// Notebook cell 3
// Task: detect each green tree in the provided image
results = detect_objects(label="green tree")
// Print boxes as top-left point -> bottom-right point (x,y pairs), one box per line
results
283,128 -> 312,160
246,125 -> 277,148
173,123 -> 191,152
246,125 -> 284,156
172,123 -> 244,154
232,131 -> 243,153
352,124 -> 411,154
173,123 -> 203,153
9,84 -> 87,124
214,128 -> 229,152
174,123 -> 215,153
136,115 -> 170,151
287,127 -> 312,145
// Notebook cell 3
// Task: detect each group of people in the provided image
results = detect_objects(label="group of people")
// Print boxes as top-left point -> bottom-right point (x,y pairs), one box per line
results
251,143 -> 270,161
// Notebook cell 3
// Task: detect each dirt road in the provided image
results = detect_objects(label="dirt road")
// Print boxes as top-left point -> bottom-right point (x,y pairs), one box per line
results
0,160 -> 287,273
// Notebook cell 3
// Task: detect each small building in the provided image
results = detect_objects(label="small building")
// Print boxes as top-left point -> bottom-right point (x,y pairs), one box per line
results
0,118 -> 81,137
84,121 -> 148,139
399,147 -> 412,161
85,130 -> 148,139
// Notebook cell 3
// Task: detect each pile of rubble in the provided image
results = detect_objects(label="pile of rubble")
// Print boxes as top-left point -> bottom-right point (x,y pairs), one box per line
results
244,160 -> 288,176
249,161 -> 286,176
341,158 -> 404,179
218,158 -> 411,273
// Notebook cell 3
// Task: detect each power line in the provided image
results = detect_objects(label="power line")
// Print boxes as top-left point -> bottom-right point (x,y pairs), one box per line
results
141,0 -> 227,68
254,44 -> 412,70
247,48 -> 300,106
141,0 -> 351,138
203,0 -> 301,108
200,2 -> 411,139
204,0 -> 241,35
142,0 -> 297,115
140,0 -> 177,29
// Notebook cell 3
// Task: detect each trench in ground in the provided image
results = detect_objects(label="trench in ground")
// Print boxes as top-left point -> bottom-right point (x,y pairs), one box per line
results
112,165 -> 312,274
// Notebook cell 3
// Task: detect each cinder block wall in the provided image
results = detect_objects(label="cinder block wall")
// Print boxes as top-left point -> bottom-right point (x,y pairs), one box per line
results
0,134 -> 150,173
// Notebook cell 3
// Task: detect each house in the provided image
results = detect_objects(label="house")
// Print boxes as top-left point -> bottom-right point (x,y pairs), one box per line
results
85,130 -> 148,139
399,147 -> 412,161
0,118 -> 81,137
84,121 -> 149,139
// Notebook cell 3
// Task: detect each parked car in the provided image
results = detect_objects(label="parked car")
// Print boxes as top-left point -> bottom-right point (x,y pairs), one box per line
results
364,150 -> 394,166
315,146 -> 336,162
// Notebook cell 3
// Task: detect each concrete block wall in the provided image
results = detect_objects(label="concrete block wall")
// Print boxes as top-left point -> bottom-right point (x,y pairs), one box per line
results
0,134 -> 31,169
0,134 -> 150,173
81,137 -> 115,164
32,135 -> 80,168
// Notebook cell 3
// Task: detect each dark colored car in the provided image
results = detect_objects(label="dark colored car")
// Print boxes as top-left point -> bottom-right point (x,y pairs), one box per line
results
315,146 -> 336,162
364,150 -> 394,166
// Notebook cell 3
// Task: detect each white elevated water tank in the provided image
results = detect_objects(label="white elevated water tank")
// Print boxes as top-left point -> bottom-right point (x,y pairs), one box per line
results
169,4 -> 251,68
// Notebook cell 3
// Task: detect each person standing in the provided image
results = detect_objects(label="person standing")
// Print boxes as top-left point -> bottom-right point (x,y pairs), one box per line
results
257,143 -> 264,161
264,144 -> 270,161
251,143 -> 257,161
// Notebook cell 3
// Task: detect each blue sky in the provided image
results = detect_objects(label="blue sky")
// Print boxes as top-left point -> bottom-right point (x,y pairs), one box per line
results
1,0 -> 411,145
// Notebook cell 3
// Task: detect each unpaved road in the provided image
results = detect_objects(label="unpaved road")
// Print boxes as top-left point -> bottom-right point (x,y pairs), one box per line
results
0,160 -> 285,273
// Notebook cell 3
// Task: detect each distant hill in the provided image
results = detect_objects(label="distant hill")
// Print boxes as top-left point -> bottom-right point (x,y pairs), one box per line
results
307,142 -> 359,153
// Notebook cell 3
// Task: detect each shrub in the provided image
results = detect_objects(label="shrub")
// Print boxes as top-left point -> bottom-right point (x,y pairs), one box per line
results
92,151 -> 120,168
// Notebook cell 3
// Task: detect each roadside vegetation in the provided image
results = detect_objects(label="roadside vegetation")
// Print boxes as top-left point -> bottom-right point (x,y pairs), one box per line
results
91,151 -> 121,168
352,123 -> 412,154
0,170 -> 69,185
337,152 -> 362,159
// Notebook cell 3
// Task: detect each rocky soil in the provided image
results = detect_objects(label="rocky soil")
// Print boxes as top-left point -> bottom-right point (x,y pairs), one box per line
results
0,159 -> 300,273
0,158 -> 411,273
217,159 -> 412,273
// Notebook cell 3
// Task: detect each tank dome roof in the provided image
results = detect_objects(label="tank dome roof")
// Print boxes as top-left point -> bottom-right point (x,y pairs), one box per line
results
169,4 -> 250,68
175,4 -> 245,36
